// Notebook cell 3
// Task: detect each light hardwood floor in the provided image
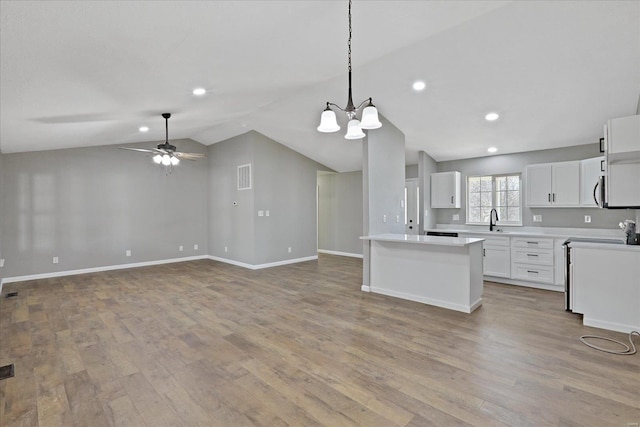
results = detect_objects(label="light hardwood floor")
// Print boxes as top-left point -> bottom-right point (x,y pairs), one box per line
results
1,255 -> 638,426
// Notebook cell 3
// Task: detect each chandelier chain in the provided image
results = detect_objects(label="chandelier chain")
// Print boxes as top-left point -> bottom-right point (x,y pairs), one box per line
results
348,0 -> 352,74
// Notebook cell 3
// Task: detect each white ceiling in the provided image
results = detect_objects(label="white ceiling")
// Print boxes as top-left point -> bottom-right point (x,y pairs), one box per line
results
1,1 -> 638,172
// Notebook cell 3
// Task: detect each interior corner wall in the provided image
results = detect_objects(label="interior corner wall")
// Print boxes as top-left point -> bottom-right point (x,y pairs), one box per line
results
317,171 -> 363,256
0,139 -> 209,279
207,132 -> 256,264
207,131 -> 330,266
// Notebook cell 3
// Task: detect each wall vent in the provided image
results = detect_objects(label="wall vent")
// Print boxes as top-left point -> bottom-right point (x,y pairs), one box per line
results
237,164 -> 252,190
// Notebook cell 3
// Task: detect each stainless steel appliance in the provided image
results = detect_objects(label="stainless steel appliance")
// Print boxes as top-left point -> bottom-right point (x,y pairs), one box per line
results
563,237 -> 625,311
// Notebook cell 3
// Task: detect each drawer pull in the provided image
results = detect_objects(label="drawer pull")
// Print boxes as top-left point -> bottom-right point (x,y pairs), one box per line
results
527,270 -> 539,274
526,253 -> 539,257
526,241 -> 539,245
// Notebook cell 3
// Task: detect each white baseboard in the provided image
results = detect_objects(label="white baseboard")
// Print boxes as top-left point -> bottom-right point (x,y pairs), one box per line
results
207,255 -> 318,270
317,249 -> 363,259
368,286 -> 481,314
1,255 -> 208,285
361,285 -> 370,292
583,317 -> 640,334
484,276 -> 564,292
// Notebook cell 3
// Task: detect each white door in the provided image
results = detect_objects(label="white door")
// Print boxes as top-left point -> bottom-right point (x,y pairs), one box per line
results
405,179 -> 419,235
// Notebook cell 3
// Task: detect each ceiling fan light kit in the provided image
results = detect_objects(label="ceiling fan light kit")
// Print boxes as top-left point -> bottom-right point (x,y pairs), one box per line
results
317,0 -> 381,140
119,112 -> 205,171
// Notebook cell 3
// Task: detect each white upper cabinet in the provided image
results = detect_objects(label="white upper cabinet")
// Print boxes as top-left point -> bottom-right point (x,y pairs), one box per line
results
580,157 -> 605,207
606,115 -> 640,161
430,171 -> 461,208
526,161 -> 580,207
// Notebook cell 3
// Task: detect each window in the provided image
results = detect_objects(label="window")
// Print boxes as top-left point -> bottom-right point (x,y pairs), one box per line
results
467,174 -> 521,225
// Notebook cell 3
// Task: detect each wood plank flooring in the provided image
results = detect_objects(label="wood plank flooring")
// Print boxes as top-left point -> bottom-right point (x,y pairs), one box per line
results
1,255 -> 638,426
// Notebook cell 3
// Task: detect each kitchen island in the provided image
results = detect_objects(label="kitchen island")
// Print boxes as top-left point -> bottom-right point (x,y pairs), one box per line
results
361,234 -> 485,313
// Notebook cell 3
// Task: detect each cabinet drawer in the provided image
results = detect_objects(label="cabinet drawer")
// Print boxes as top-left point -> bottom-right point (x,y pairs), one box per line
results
511,264 -> 554,284
511,248 -> 554,266
511,237 -> 553,249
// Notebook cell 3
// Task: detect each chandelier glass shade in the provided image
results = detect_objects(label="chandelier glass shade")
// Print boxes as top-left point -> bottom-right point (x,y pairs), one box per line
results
317,0 -> 381,139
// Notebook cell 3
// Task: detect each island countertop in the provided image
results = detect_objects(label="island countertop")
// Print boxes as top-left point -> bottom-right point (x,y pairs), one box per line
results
361,233 -> 484,247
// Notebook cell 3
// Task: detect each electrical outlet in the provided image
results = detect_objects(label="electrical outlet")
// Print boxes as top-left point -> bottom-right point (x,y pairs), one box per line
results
194,244 -> 198,250
533,215 -> 542,223
126,250 -> 131,257
0,259 -> 5,268
179,245 -> 184,251
383,215 -> 387,223
288,247 -> 292,253
265,210 -> 270,217
224,246 -> 228,253
52,256 -> 59,264
258,210 -> 264,217
584,215 -> 591,223
452,214 -> 460,221
396,215 -> 400,223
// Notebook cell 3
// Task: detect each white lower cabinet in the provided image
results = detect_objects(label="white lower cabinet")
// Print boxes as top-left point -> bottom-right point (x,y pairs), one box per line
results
572,245 -> 640,332
484,246 -> 511,278
510,237 -> 555,285
460,234 -> 510,278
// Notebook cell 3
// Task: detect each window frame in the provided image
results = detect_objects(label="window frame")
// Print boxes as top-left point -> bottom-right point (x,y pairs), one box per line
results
465,173 -> 523,226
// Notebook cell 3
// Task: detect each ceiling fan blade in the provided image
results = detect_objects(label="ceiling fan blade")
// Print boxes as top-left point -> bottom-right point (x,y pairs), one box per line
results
118,147 -> 157,154
175,152 -> 206,159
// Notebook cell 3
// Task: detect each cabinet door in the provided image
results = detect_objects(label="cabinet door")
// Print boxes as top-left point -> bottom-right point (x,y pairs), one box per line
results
430,172 -> 460,208
526,164 -> 552,206
552,161 -> 580,206
580,157 -> 604,207
608,163 -> 640,207
608,115 -> 640,157
484,246 -> 510,278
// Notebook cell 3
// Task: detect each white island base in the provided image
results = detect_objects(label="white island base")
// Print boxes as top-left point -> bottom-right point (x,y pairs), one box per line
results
361,234 -> 485,313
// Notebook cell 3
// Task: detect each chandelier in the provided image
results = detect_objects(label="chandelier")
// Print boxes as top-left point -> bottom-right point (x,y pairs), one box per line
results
317,0 -> 381,139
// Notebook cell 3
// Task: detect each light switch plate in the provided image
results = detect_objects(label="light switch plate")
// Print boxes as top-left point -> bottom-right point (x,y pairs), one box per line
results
533,215 -> 542,222
179,246 -> 183,251
53,256 -> 59,264
584,215 -> 591,223
265,210 -> 270,217
258,210 -> 264,217
452,214 -> 460,221
0,259 -> 4,268
194,244 -> 198,250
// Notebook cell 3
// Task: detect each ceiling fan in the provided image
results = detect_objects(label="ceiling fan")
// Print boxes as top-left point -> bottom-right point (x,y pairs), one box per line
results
119,113 -> 206,167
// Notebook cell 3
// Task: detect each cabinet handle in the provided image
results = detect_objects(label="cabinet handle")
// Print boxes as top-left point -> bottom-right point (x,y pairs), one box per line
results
599,137 -> 605,153
600,160 -> 605,172
526,253 -> 538,257
451,196 -> 454,204
552,193 -> 555,202
483,249 -> 486,256
548,193 -> 551,202
527,270 -> 539,274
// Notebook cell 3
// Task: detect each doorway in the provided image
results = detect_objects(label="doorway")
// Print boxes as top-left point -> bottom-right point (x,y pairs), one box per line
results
405,178 -> 419,235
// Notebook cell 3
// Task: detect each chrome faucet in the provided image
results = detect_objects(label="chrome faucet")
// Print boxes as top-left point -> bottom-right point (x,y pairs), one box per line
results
489,208 -> 499,231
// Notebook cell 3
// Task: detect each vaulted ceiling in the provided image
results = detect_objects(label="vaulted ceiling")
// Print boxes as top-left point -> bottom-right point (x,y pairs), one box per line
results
1,1 -> 638,172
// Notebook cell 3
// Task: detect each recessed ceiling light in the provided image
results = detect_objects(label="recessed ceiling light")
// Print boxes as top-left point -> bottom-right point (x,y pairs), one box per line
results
487,147 -> 498,153
193,88 -> 206,96
485,112 -> 500,121
412,81 -> 426,91
139,126 -> 149,132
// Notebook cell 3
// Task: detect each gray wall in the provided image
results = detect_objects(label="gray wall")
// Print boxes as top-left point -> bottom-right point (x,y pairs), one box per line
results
436,143 -> 635,229
418,150 -> 438,232
318,171 -> 363,255
1,139 -> 208,278
363,118 -> 406,235
0,151 -> 4,283
208,131 -> 330,265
